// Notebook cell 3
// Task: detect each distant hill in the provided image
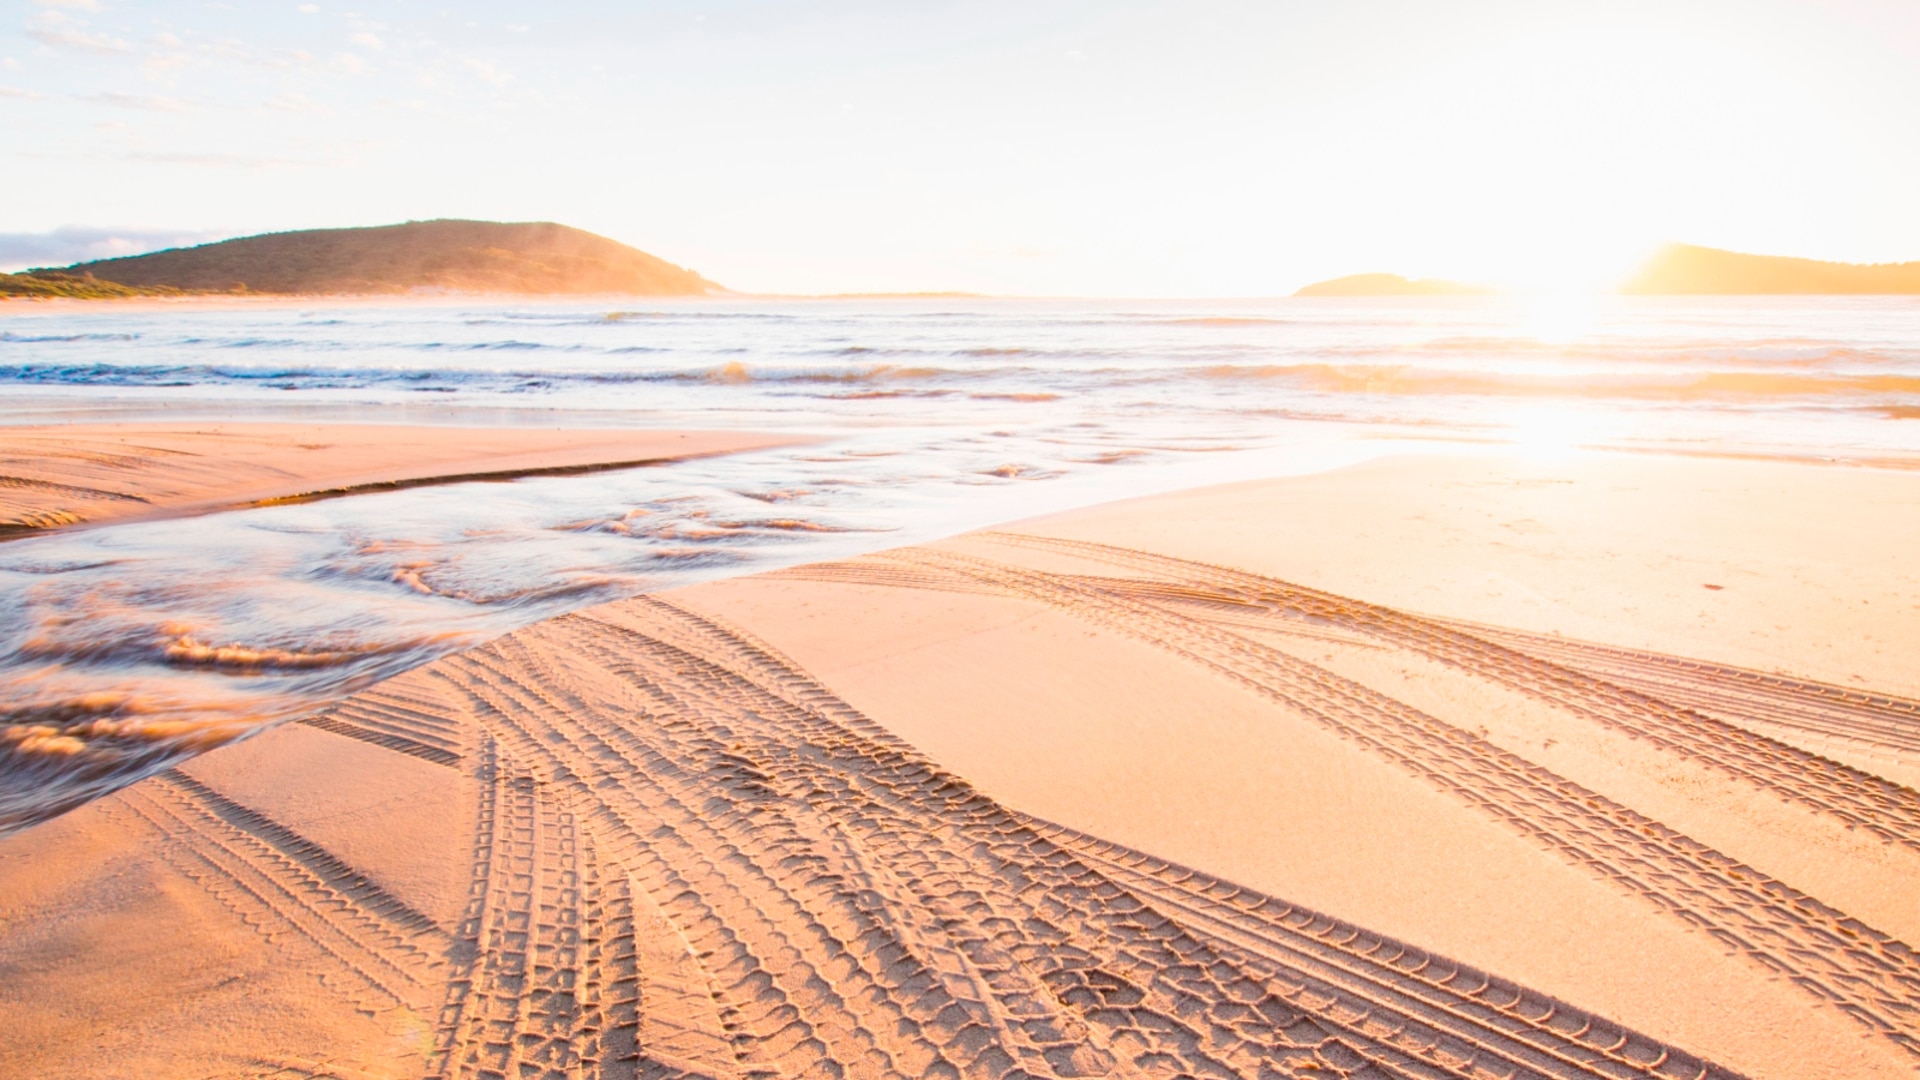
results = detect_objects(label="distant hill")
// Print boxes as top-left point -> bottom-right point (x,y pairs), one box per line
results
1293,272 -> 1492,297
1623,243 -> 1920,295
1,220 -> 720,297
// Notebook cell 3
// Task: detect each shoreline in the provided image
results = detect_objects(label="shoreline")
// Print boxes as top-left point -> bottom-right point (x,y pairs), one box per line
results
0,422 -> 805,540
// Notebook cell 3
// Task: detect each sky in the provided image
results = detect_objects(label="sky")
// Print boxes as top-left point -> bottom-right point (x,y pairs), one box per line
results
4,0 -> 1920,295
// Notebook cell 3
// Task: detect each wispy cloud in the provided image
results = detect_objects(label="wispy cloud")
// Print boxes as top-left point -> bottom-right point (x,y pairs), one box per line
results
77,90 -> 191,110
463,56 -> 509,86
29,0 -> 104,10
26,11 -> 131,53
0,226 -> 232,272
0,85 -> 43,100
265,91 -> 329,114
124,150 -> 323,169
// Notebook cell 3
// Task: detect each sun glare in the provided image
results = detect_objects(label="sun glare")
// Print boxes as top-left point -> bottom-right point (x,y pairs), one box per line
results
1504,402 -> 1602,461
1518,289 -> 1601,345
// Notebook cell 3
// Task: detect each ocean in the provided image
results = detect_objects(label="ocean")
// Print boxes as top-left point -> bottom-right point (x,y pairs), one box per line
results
3,294 -> 1918,831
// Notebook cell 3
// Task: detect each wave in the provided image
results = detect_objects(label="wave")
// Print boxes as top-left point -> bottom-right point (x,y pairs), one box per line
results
7,356 -> 1916,405
459,311 -> 802,326
601,311 -> 799,322
6,348 -> 1919,405
1381,337 -> 1920,368
1163,317 -> 1296,327
1199,362 -> 1920,400
0,357 -> 1050,390
820,389 -> 958,400
0,331 -> 139,343
11,620 -> 443,673
697,361 -> 1021,386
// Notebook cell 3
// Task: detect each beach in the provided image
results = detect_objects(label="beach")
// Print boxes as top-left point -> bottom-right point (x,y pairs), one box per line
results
13,0 -> 1920,1072
0,422 -> 800,536
3,437 -> 1916,1080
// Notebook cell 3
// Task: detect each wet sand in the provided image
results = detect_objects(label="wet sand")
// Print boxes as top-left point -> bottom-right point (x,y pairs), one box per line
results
0,422 -> 802,536
3,449 -> 1918,1079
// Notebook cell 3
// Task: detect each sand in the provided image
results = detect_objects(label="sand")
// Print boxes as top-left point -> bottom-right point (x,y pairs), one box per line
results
0,422 -> 799,537
3,447 -> 1917,1080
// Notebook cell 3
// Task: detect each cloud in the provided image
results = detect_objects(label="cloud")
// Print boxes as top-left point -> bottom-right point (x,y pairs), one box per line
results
0,226 -> 232,272
144,50 -> 192,72
349,32 -> 383,50
297,3 -> 319,13
26,12 -> 131,53
124,150 -> 318,168
77,91 -> 191,110
0,85 -> 43,100
265,91 -> 328,113
463,56 -> 509,86
29,0 -> 103,10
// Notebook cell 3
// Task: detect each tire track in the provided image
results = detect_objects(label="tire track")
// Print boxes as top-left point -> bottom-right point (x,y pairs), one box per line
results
472,619 -> 1379,1079
514,612 -> 1439,1080
446,637 -> 960,1080
575,853 -> 644,1080
298,715 -> 462,768
980,532 -> 1920,853
427,652 -> 856,1080
825,544 -> 1920,1058
935,546 -> 1920,776
117,769 -> 449,1012
0,472 -> 149,502
393,592 -> 1747,1079
427,732 -> 502,1078
1439,625 -> 1920,761
427,737 -> 607,1080
1019,812 -> 1721,1080
76,546 -> 1794,1077
303,686 -> 475,768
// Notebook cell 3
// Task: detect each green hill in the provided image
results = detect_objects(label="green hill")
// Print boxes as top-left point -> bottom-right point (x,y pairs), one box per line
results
1623,243 -> 1920,295
1,219 -> 721,297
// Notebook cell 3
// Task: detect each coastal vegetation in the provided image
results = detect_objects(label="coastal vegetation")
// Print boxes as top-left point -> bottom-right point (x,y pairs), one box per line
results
1623,242 -> 1920,294
1,219 -> 720,299
0,271 -> 184,300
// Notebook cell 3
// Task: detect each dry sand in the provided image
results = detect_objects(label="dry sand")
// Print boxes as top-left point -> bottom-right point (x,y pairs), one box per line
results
2,448 -> 1917,1080
0,422 -> 799,536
